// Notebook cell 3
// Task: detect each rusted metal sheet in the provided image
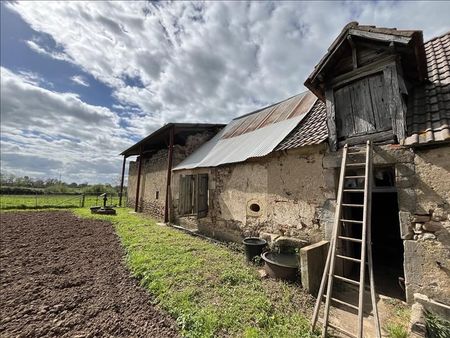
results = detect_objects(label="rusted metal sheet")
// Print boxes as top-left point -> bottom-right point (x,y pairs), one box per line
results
222,91 -> 316,139
173,92 -> 318,170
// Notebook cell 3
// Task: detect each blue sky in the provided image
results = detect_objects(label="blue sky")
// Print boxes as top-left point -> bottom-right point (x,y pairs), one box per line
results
1,1 -> 449,184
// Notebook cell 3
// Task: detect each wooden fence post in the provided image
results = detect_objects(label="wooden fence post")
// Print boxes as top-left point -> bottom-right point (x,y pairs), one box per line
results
81,194 -> 85,208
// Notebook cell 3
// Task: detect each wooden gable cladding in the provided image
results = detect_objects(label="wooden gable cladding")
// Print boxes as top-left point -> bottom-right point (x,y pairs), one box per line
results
334,73 -> 391,139
324,57 -> 407,150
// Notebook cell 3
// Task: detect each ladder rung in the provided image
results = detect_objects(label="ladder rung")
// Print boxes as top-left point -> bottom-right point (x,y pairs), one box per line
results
327,322 -> 358,338
346,163 -> 366,167
340,219 -> 363,224
338,236 -> 362,243
329,296 -> 359,310
343,189 -> 364,192
344,175 -> 365,179
342,203 -> 364,208
334,274 -> 361,286
336,254 -> 362,263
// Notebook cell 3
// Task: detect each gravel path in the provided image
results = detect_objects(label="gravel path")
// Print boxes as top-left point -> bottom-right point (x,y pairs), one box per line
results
0,211 -> 179,338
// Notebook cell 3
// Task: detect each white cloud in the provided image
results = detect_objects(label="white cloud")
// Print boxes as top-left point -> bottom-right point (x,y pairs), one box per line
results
9,1 -> 449,135
70,75 -> 90,87
3,1 -> 450,181
0,67 -> 133,183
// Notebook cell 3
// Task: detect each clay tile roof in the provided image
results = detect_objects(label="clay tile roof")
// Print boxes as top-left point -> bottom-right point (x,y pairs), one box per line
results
275,99 -> 328,151
404,32 -> 450,146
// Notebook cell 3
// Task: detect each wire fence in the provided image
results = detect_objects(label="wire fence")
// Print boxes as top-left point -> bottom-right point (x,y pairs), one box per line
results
0,193 -> 127,210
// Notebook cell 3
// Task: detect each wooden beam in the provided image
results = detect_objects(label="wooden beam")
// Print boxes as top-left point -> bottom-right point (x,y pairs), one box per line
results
119,155 -> 126,207
325,88 -> 337,151
329,54 -> 396,88
347,36 -> 358,70
134,146 -> 143,212
383,63 -> 407,141
348,29 -> 412,45
164,126 -> 175,223
337,130 -> 395,148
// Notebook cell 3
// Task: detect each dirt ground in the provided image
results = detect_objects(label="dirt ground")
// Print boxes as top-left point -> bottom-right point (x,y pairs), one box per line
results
0,211 -> 179,338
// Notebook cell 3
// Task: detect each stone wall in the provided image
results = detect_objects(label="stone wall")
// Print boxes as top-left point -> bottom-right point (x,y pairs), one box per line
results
127,132 -> 215,220
172,144 -> 329,243
403,146 -> 450,305
171,141 -> 449,305
323,143 -> 450,304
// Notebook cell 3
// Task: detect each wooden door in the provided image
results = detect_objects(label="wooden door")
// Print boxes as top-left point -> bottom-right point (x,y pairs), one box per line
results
196,174 -> 208,218
334,73 -> 391,140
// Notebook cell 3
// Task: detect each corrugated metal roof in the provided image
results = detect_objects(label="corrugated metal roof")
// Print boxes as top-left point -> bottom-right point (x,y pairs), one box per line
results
173,92 -> 317,170
404,32 -> 450,145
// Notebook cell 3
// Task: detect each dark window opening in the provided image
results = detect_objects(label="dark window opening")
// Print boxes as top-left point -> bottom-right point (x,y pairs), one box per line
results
155,191 -> 159,200
179,174 -> 208,219
249,203 -> 260,212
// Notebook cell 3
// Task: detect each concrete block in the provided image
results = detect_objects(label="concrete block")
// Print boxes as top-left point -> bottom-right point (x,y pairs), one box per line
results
422,221 -> 442,232
414,293 -> 450,319
413,214 -> 431,223
399,211 -> 414,239
397,188 -> 417,212
274,236 -> 309,249
300,240 -> 329,296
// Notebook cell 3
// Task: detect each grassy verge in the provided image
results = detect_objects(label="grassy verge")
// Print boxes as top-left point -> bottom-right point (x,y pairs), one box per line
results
74,208 -> 318,338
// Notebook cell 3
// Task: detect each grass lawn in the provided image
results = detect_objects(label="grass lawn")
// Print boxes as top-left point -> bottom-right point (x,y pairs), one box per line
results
74,208 -> 318,338
0,194 -> 118,210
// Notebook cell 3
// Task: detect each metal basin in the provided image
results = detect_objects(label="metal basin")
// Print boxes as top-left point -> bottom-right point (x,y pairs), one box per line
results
261,252 -> 299,281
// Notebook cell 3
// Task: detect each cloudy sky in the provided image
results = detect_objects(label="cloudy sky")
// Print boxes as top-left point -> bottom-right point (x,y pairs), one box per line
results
1,1 -> 449,184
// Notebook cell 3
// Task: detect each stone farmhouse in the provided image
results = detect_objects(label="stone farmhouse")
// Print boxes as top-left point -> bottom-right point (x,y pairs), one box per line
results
120,23 -> 449,314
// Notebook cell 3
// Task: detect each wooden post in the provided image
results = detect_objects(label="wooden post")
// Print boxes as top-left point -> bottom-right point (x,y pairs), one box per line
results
119,156 -> 126,207
81,194 -> 85,208
134,146 -> 143,212
164,126 -> 175,223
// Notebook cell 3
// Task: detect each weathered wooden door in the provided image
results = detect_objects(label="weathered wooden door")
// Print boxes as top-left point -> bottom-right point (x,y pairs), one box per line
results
179,175 -> 192,215
334,73 -> 391,140
196,174 -> 208,218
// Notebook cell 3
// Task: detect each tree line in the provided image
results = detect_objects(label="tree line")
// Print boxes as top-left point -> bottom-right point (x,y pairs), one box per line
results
0,174 -> 126,195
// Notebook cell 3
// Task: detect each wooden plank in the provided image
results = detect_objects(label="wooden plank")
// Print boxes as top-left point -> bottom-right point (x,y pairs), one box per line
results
348,29 -> 412,45
334,85 -> 355,138
338,130 -> 394,147
348,78 -> 376,135
383,64 -> 407,141
197,174 -> 208,218
368,74 -> 390,131
325,88 -> 338,151
329,55 -> 396,88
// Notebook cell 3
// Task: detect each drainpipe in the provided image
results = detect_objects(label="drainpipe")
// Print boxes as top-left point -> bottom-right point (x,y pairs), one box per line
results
134,145 -> 143,212
119,155 -> 127,207
164,126 -> 175,223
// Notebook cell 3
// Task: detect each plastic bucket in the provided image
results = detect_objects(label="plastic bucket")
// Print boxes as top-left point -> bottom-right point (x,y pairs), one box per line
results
242,237 -> 267,263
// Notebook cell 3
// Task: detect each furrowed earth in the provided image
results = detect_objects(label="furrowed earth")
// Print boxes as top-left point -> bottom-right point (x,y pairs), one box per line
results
0,211 -> 179,338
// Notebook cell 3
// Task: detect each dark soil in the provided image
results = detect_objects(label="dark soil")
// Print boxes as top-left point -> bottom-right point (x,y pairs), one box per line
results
0,211 -> 179,338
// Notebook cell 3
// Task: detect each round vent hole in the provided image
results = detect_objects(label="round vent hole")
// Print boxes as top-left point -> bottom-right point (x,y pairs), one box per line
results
249,203 -> 260,212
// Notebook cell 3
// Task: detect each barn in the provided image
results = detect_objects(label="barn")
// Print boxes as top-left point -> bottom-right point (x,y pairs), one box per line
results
122,22 -> 449,316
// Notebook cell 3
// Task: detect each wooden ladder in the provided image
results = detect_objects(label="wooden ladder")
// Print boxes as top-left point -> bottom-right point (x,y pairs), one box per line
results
311,140 -> 381,338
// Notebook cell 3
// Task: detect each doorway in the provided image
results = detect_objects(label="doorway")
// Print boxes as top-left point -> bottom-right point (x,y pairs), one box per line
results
340,166 -> 406,300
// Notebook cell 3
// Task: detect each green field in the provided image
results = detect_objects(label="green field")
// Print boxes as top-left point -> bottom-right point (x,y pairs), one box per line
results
0,194 -> 122,210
